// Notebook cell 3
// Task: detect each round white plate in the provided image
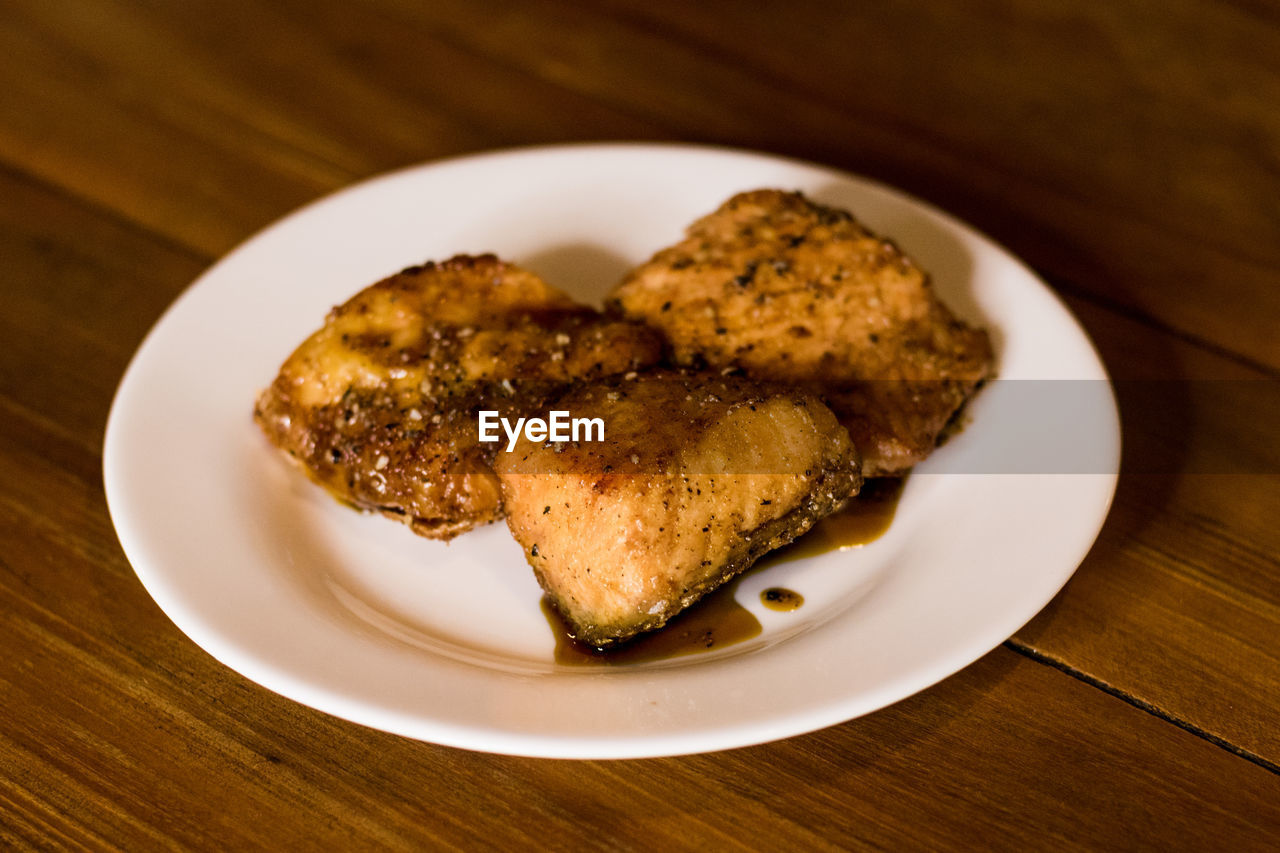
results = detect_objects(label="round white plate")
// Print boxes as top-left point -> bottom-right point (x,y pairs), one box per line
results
104,144 -> 1119,758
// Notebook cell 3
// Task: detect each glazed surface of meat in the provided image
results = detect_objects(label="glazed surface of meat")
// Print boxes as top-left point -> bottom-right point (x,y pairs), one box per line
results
609,189 -> 994,475
496,371 -> 861,647
255,254 -> 663,539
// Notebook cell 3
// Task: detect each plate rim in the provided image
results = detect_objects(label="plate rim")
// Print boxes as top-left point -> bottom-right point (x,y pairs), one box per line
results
104,142 -> 1120,759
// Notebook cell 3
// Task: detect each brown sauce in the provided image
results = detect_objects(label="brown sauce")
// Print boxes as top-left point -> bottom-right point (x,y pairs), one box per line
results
755,476 -> 906,568
760,587 -> 804,611
545,476 -> 906,666
545,574 -> 761,666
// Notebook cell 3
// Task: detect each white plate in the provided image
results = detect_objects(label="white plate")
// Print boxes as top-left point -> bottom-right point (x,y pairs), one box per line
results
104,144 -> 1119,758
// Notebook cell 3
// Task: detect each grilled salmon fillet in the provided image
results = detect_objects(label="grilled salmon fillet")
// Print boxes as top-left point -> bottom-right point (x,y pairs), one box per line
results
609,189 -> 994,475
254,254 -> 663,539
495,370 -> 860,647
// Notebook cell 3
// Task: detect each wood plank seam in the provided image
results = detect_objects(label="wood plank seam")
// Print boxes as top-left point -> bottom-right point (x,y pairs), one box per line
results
1005,639 -> 1280,777
4,103 -> 1276,775
432,0 -> 1279,273
1041,273 -> 1280,381
6,404 -> 1274,781
0,157 -> 210,266
5,121 -> 1274,388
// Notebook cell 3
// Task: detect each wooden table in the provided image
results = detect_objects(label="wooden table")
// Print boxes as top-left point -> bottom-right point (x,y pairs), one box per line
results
3,1 -> 1278,848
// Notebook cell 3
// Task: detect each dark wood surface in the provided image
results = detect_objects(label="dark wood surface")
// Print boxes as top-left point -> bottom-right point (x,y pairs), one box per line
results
2,2 -> 1278,848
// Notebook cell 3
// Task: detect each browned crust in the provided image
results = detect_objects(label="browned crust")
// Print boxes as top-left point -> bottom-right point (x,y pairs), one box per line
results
254,254 -> 663,539
609,190 -> 994,475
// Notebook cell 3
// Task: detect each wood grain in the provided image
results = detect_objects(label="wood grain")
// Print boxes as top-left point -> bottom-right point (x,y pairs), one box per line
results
301,0 -> 1280,371
1012,296 -> 1280,763
3,0 -> 1277,368
568,0 -> 1280,367
1,0 -> 1278,847
0,127 -> 1275,848
0,423 -> 1276,848
0,0 -> 665,257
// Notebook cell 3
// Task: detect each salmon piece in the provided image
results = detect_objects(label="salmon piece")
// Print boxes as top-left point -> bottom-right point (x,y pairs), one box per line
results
254,254 -> 663,539
495,370 -> 860,647
609,190 -> 993,475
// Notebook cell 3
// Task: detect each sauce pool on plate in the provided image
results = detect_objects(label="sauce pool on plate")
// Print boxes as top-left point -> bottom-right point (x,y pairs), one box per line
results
545,477 -> 906,665
760,587 -> 804,611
